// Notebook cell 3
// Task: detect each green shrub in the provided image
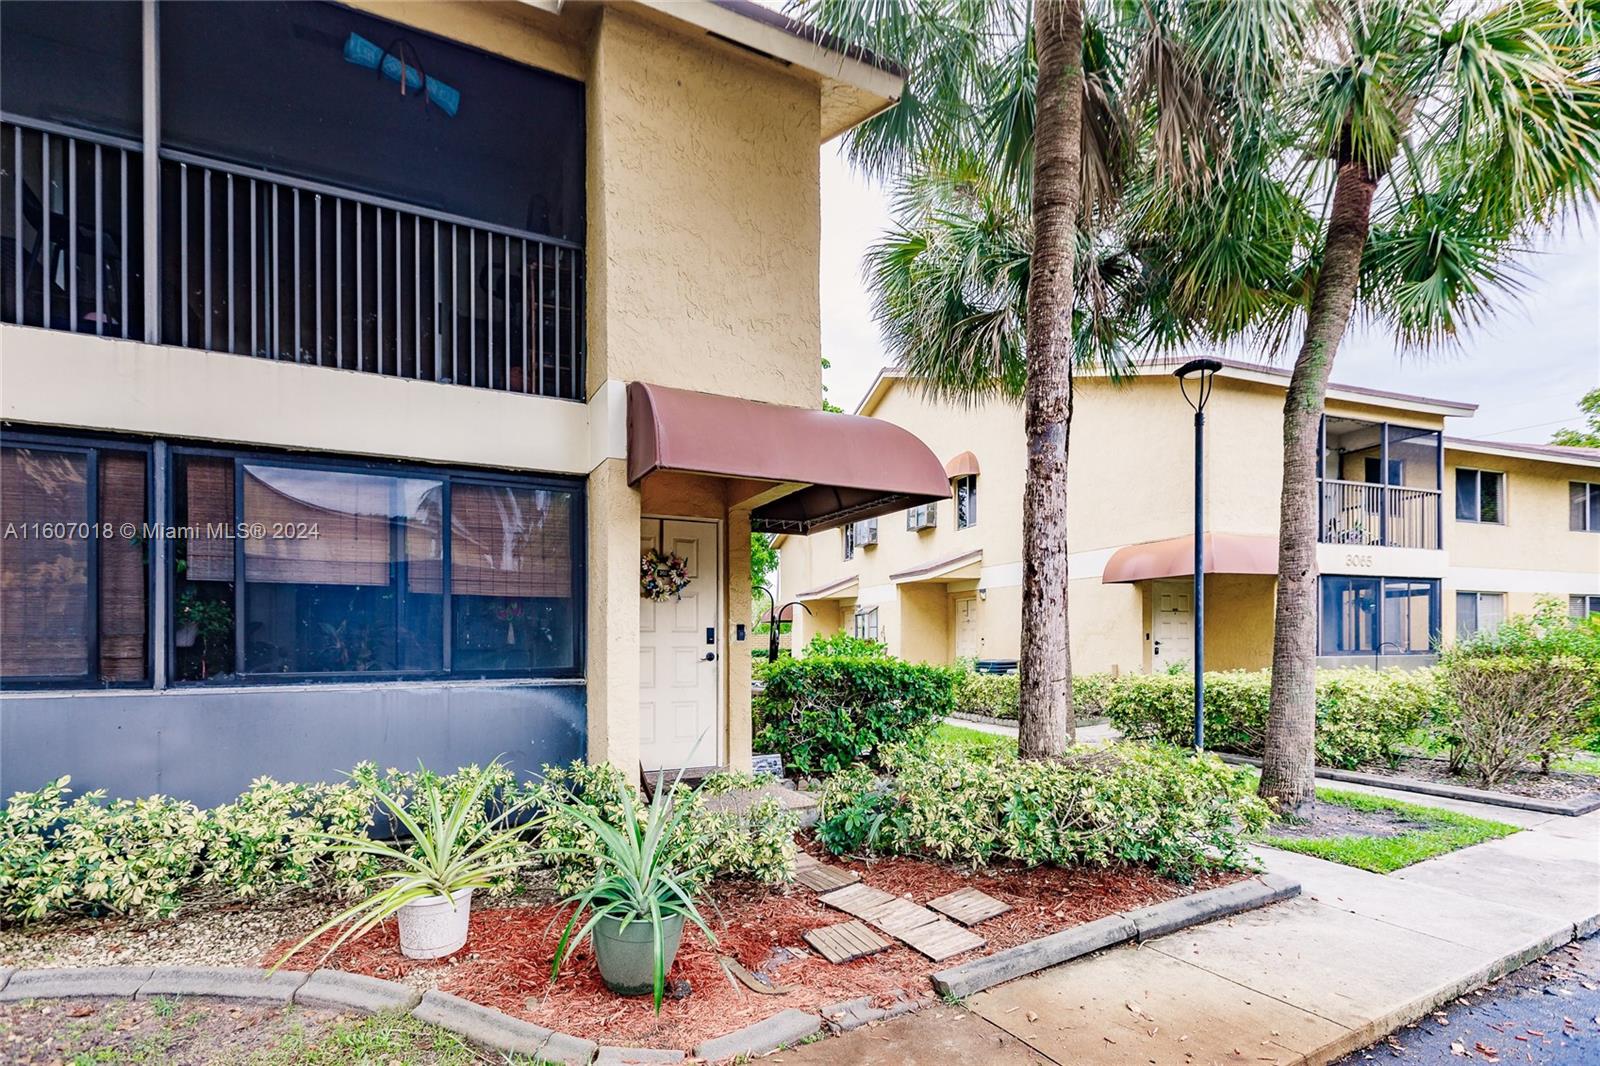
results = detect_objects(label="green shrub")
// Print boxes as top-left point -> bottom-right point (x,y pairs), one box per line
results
1102,669 -> 1445,769
817,742 -> 1268,880
755,649 -> 959,775
953,672 -> 1020,718
196,776 -> 375,899
800,632 -> 888,658
1440,601 -> 1600,780
526,762 -> 796,895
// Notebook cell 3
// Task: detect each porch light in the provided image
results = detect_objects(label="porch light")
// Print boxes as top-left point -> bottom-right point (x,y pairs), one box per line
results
1174,358 -> 1223,752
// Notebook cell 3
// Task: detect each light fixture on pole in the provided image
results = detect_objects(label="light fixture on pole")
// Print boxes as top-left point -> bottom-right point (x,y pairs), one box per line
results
1174,358 -> 1223,752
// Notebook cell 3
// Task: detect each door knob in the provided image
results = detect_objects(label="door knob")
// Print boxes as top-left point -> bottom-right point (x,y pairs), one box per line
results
703,652 -> 717,662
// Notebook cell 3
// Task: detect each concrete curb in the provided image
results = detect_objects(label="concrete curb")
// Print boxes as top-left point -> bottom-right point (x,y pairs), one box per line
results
931,873 -> 1302,999
135,966 -> 308,1004
413,989 -> 597,1065
0,878 -> 1295,1062
1218,753 -> 1600,816
692,1008 -> 822,1062
295,969 -> 422,1013
819,990 -> 925,1033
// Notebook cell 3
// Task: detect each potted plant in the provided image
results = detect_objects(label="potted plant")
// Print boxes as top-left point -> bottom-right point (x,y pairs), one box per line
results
548,771 -> 716,1010
275,761 -> 531,967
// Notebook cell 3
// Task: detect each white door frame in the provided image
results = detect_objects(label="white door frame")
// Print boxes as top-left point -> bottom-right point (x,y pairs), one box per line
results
641,514 -> 725,768
1151,578 -> 1195,669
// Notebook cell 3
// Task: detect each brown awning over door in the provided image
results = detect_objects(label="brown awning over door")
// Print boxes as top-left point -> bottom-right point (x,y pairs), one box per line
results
627,382 -> 950,534
1101,533 -> 1278,583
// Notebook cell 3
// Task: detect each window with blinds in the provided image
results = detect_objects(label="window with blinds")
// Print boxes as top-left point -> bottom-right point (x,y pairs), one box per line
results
1,437 -> 149,687
172,448 -> 579,682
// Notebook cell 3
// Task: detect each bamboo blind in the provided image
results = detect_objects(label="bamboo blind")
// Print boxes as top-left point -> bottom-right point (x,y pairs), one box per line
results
184,457 -> 235,582
98,451 -> 147,681
449,484 -> 572,599
0,447 -> 90,677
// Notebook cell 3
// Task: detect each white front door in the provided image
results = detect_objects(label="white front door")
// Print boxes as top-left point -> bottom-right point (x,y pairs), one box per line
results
639,518 -> 721,771
954,596 -> 979,659
1151,580 -> 1194,669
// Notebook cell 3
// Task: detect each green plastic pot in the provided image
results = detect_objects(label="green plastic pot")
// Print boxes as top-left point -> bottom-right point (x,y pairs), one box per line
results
592,912 -> 685,996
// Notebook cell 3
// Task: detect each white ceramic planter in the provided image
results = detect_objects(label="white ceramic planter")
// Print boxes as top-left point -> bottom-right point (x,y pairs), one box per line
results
397,887 -> 473,959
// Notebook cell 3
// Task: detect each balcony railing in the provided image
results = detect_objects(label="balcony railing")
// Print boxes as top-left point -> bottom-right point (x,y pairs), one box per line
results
2,116 -> 583,401
1319,479 -> 1441,550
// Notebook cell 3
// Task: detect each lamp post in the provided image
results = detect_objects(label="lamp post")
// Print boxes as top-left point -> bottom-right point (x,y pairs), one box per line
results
1174,358 -> 1223,752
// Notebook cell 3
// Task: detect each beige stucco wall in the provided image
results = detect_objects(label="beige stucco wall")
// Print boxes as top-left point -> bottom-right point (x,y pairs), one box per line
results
584,8 -> 821,408
776,369 -> 1596,676
1441,448 -> 1600,640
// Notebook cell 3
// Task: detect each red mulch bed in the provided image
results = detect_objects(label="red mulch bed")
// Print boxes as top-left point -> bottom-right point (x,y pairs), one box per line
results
268,848 -> 1244,1050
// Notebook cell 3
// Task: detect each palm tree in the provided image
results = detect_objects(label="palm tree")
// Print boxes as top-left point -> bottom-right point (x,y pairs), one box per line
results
803,0 -> 1243,756
1130,0 -> 1600,815
800,0 -> 1092,756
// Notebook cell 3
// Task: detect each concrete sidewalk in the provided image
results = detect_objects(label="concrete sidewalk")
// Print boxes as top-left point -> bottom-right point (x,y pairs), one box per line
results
786,783 -> 1600,1066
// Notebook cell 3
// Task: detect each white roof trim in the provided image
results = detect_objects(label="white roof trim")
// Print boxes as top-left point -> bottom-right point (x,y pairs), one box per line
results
1445,437 -> 1600,469
633,0 -> 905,102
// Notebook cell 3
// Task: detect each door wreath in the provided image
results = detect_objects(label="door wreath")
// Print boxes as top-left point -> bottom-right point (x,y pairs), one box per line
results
641,547 -> 692,602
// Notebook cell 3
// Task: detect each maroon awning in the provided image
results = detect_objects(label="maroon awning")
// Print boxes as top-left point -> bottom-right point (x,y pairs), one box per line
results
627,382 -> 949,534
1101,533 -> 1278,583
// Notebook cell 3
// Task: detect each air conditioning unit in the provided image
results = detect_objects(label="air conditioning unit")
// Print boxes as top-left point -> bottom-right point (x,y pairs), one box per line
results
856,518 -> 879,546
906,503 -> 937,531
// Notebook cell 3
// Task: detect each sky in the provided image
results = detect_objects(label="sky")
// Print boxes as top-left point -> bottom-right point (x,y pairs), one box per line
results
818,144 -> 1600,442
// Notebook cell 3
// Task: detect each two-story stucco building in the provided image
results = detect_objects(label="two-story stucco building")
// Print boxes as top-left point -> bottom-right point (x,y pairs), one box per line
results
0,0 -> 953,805
776,361 -> 1600,674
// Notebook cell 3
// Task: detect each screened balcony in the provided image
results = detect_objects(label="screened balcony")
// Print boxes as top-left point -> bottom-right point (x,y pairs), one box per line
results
1,0 -> 585,401
1318,416 -> 1443,550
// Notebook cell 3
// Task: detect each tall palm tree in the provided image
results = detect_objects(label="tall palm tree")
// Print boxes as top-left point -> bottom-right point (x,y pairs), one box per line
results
1130,0 -> 1600,815
802,0 -> 1237,756
801,0 -> 1092,756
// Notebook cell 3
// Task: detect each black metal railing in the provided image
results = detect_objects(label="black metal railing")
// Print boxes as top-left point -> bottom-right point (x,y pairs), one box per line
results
2,117 -> 145,340
1319,479 -> 1441,550
3,116 -> 584,401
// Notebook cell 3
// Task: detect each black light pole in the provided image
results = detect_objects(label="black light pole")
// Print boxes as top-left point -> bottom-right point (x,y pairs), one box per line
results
1174,358 -> 1223,752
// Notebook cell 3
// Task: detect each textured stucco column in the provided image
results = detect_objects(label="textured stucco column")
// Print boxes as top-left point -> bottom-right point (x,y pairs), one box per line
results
586,457 -> 641,771
724,509 -> 754,771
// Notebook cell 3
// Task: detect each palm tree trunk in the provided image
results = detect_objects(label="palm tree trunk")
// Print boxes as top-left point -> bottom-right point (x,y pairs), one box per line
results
1259,159 -> 1378,816
1017,0 -> 1084,760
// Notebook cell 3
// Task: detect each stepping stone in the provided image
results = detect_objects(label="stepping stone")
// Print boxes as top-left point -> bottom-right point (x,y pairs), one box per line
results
861,897 -> 942,938
793,853 -> 861,893
927,887 -> 1011,927
803,920 -> 891,964
818,883 -> 897,920
897,919 -> 986,962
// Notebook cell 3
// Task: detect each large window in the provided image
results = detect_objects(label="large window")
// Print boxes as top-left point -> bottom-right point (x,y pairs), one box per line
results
1320,576 -> 1439,656
1,435 -> 149,687
1455,469 -> 1505,523
1571,482 -> 1600,532
1455,591 -> 1505,641
954,475 -> 977,529
173,448 -> 580,683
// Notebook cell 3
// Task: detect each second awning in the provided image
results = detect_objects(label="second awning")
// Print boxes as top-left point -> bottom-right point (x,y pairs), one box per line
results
1101,533 -> 1278,583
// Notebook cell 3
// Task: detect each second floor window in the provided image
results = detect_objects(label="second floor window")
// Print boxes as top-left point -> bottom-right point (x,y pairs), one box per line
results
842,522 -> 856,560
852,606 -> 879,642
1455,469 -> 1504,524
1571,482 -> 1600,532
1455,591 -> 1505,640
954,476 -> 977,529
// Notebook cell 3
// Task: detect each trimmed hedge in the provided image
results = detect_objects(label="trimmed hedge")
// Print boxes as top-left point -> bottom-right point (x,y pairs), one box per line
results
818,742 -> 1269,880
754,640 -> 959,775
1102,668 -> 1448,769
952,671 -> 1114,720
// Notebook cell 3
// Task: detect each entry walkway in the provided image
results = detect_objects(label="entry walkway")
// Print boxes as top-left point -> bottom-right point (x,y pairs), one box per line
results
786,782 -> 1600,1066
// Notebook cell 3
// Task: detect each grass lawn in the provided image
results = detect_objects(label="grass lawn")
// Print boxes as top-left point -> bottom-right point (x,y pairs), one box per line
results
1256,786 -> 1519,874
930,721 -> 1017,751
